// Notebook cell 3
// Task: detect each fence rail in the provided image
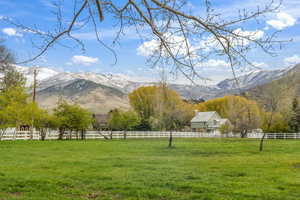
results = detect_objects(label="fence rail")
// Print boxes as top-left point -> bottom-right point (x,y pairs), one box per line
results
0,131 -> 299,141
267,133 -> 300,139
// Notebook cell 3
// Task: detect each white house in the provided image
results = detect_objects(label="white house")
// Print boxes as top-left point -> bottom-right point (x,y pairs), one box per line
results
191,111 -> 231,132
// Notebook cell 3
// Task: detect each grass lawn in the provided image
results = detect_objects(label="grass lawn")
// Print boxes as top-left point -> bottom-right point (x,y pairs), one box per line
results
0,138 -> 299,200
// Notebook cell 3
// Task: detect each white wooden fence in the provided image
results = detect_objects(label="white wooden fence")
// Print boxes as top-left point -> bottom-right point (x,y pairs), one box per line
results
0,130 -> 299,141
266,133 -> 300,139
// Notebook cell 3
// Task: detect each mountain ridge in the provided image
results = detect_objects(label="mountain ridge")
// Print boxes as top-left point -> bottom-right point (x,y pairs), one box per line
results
14,64 -> 297,114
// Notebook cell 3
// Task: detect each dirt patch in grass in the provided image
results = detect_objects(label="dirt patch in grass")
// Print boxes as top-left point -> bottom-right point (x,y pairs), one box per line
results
9,191 -> 23,197
86,192 -> 101,199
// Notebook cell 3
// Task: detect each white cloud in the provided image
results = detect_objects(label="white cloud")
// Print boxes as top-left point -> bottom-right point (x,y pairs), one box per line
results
198,59 -> 230,69
2,28 -> 23,37
284,55 -> 300,65
137,33 -> 196,58
137,39 -> 160,57
233,28 -> 264,41
267,12 -> 297,30
69,55 -> 99,66
199,29 -> 264,51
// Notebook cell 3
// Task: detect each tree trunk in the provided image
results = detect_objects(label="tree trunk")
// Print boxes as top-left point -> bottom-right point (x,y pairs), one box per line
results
123,130 -> 127,140
259,133 -> 267,152
259,114 -> 273,151
80,129 -> 85,140
30,117 -> 35,140
40,129 -> 46,141
30,126 -> 34,140
240,129 -> 248,138
58,128 -> 64,140
168,130 -> 173,148
110,130 -> 113,140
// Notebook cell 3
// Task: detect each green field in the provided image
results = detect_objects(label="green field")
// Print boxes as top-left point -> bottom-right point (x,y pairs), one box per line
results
0,138 -> 299,200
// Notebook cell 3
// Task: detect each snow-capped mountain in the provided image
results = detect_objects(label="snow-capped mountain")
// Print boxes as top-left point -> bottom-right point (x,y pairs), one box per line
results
217,68 -> 289,91
12,64 -> 297,113
16,65 -> 293,98
18,67 -> 135,92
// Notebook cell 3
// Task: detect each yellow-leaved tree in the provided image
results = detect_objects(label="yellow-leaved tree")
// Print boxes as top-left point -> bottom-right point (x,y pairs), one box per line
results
129,85 -> 193,131
129,85 -> 193,147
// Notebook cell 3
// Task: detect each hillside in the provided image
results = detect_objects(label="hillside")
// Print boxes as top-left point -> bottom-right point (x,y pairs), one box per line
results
246,64 -> 300,103
36,79 -> 129,114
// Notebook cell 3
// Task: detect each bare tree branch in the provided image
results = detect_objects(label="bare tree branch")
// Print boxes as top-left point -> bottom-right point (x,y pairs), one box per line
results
2,0 -> 288,87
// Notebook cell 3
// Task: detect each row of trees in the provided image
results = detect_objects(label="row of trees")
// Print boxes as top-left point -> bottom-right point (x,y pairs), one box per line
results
107,84 -> 300,136
0,74 -> 94,140
1,71 -> 297,141
0,80 -> 94,140
194,94 -> 300,151
0,43 -> 95,140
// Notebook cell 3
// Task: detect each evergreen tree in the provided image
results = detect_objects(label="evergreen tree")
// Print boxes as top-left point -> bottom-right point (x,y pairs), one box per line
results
289,98 -> 300,133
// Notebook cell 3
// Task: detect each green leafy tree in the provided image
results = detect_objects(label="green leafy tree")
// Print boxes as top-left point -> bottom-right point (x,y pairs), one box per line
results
108,109 -> 123,131
120,110 -> 140,131
0,86 -> 29,131
0,86 -> 54,140
128,86 -> 157,130
54,101 -> 94,140
108,109 -> 140,139
0,106 -> 13,139
22,102 -> 57,140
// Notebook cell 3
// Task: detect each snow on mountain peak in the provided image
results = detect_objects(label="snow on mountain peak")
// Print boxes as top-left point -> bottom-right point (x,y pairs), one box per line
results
14,66 -> 134,91
216,68 -> 289,90
12,65 -> 294,100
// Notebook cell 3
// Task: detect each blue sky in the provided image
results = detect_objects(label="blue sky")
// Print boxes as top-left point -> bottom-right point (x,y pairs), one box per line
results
0,0 -> 299,84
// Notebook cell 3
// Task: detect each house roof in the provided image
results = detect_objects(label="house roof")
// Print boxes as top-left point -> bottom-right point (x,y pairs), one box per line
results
191,111 -> 218,123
